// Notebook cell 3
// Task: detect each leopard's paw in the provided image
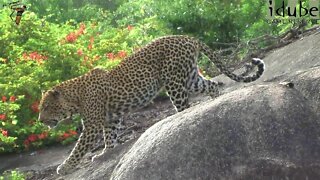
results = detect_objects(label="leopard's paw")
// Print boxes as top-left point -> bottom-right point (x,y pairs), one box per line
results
57,162 -> 76,175
91,149 -> 106,162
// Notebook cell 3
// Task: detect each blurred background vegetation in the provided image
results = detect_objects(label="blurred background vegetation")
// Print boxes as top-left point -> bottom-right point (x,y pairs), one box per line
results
0,0 -> 317,155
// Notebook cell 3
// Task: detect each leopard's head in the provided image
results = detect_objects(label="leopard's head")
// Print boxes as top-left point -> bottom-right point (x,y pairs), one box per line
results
38,89 -> 76,128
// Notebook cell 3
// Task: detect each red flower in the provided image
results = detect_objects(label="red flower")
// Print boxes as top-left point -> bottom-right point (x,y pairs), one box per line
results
38,132 -> 48,140
90,36 -> 94,44
77,49 -> 83,56
23,52 -> 47,64
22,52 -> 28,59
62,132 -> 70,139
66,32 -> 77,43
68,130 -> 77,136
106,53 -> 115,60
80,23 -> 86,29
88,36 -> 94,50
0,114 -> 6,121
31,101 -> 40,113
2,130 -> 8,137
76,23 -> 86,36
9,96 -> 16,102
88,44 -> 93,50
94,55 -> 100,60
28,134 -> 38,142
117,51 -> 127,59
2,96 -> 7,102
29,52 -> 37,59
60,130 -> 77,140
127,25 -> 134,31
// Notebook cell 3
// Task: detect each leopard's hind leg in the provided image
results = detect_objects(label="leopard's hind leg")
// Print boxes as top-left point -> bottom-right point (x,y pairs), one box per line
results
188,72 -> 223,98
165,83 -> 190,112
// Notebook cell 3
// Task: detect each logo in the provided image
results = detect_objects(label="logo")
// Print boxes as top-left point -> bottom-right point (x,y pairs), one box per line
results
267,0 -> 319,19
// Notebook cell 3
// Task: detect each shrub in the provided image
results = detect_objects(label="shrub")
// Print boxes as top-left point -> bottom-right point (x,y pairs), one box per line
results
0,6 -> 170,153
0,170 -> 25,180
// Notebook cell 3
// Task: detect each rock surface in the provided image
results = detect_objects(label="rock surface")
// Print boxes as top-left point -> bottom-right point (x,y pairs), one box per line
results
111,83 -> 320,180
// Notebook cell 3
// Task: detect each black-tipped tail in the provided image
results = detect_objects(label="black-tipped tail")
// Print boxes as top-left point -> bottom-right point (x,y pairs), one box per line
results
241,58 -> 265,83
200,41 -> 265,83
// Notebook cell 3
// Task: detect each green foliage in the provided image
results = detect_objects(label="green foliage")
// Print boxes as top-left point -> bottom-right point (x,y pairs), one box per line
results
0,0 -> 310,153
115,0 -> 286,46
0,170 -> 25,180
0,2 -> 169,153
27,0 -> 111,23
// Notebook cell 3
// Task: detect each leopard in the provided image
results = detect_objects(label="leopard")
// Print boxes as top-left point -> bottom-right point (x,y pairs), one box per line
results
38,35 -> 264,175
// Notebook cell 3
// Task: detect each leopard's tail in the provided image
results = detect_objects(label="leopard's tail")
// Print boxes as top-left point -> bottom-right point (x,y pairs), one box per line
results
199,42 -> 265,83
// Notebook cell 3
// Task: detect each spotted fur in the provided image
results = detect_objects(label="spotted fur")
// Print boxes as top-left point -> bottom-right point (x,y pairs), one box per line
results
38,35 -> 264,175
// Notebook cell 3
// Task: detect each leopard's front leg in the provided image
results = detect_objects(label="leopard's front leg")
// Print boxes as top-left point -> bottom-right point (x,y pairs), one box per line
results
91,113 -> 125,161
57,122 -> 102,175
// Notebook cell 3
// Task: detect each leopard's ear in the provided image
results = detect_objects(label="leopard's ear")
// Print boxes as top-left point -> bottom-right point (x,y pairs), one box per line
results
48,90 -> 60,98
